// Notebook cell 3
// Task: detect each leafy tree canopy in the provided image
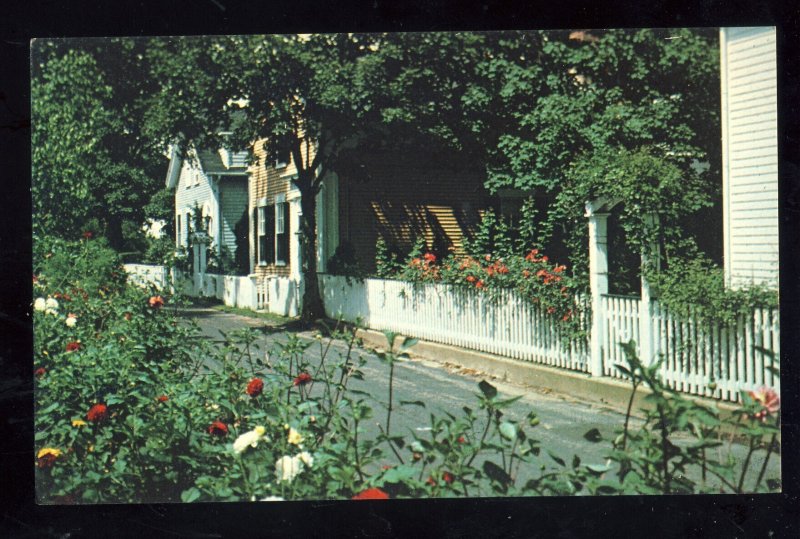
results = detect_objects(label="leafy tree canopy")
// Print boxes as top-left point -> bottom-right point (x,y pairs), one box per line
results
32,39 -> 166,249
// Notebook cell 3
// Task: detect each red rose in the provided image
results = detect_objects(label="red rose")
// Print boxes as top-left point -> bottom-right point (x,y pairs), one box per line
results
352,487 -> 389,500
498,265 -> 509,275
208,421 -> 228,436
423,253 -> 436,263
87,403 -> 108,423
157,395 -> 169,403
34,367 -> 46,378
486,267 -> 495,277
466,275 -> 476,283
293,372 -> 312,386
426,472 -> 454,486
457,435 -> 466,444
149,296 -> 165,309
65,341 -> 81,353
475,280 -> 485,290
82,231 -> 93,240
522,270 -> 531,278
547,306 -> 556,314
246,378 -> 264,397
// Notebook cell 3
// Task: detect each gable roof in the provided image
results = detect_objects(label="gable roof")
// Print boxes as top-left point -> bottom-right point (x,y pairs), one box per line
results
166,146 -> 248,189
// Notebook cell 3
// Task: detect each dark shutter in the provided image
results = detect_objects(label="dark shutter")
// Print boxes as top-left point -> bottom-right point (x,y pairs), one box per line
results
277,202 -> 290,264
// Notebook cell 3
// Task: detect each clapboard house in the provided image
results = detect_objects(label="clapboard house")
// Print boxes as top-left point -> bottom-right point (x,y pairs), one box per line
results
720,26 -> 778,289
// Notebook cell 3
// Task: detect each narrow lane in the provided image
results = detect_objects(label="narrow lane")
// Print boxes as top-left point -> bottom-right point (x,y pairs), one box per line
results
182,307 -> 781,493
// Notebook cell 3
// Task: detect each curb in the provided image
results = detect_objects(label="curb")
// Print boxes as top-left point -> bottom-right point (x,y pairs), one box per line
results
351,326 -> 746,424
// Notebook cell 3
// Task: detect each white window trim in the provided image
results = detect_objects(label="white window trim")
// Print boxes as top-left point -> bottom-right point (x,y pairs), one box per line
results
257,205 -> 267,266
274,194 -> 287,266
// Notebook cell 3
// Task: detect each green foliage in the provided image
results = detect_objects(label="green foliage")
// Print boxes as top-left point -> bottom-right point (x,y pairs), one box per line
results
651,258 -> 779,325
599,341 -> 781,495
473,29 -> 720,280
34,234 -> 126,297
374,238 -> 402,278
33,237 -> 780,501
31,41 -> 164,249
141,235 -> 178,267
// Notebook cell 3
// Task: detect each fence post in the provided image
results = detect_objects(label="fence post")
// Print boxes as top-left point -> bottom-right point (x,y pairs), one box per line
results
586,205 -> 610,377
639,213 -> 660,366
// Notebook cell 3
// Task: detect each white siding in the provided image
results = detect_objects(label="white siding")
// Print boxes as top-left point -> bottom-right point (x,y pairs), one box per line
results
175,157 -> 216,247
721,27 -> 778,289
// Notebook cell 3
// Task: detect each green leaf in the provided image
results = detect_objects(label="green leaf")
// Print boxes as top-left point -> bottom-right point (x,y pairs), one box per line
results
547,451 -> 566,467
482,460 -> 512,486
585,463 -> 612,474
499,421 -> 517,440
399,337 -> 418,351
478,380 -> 497,400
400,400 -> 426,408
614,364 -> 633,378
583,428 -> 603,443
382,465 -> 417,484
494,395 -> 523,408
181,487 -> 201,503
572,454 -> 581,469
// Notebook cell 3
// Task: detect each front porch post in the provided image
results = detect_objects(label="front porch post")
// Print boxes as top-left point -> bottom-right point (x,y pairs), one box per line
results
586,206 -> 610,377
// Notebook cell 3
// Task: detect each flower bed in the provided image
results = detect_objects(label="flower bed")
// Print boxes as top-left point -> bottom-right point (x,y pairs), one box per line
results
34,236 -> 781,502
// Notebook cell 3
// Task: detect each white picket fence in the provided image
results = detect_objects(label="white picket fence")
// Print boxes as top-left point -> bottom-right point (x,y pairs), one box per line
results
123,264 -> 300,316
321,275 -> 590,373
322,276 -> 779,402
599,294 -> 779,400
125,265 -> 780,402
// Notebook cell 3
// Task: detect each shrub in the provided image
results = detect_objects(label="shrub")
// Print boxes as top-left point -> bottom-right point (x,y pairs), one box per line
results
652,258 -> 778,325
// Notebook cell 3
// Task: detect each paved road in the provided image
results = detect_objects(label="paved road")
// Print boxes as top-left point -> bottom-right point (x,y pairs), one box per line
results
182,307 -> 781,494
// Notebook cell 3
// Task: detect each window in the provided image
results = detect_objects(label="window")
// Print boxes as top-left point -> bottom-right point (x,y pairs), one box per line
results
274,150 -> 290,169
275,196 -> 289,265
257,205 -> 275,265
176,214 -> 182,247
185,211 -> 192,245
255,198 -> 289,266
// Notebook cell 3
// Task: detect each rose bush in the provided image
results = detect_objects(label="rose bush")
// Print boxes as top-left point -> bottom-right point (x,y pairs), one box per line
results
35,235 -> 780,502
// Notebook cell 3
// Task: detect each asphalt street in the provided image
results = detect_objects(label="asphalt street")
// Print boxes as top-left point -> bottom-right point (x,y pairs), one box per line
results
181,306 -> 781,494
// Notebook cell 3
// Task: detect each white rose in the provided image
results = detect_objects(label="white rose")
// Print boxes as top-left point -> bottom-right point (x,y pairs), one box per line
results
297,451 -> 314,468
45,298 -> 59,311
232,426 -> 267,454
65,316 -> 77,327
34,298 -> 46,312
275,455 -> 302,483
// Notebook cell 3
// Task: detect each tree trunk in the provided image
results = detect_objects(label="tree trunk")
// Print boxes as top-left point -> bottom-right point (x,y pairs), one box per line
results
106,216 -> 124,252
298,182 -> 325,324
